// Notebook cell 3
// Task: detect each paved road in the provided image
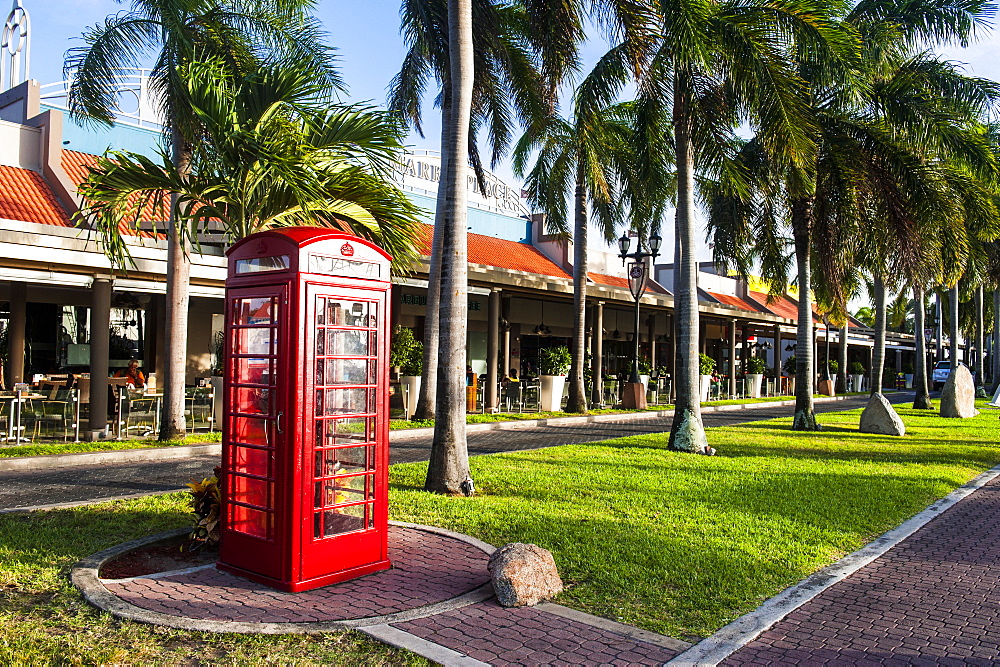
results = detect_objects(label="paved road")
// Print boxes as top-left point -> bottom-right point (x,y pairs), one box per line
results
0,395 -> 903,511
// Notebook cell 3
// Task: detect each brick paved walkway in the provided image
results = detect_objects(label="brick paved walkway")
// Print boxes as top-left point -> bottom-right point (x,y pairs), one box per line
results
104,526 -> 490,622
720,472 -> 1000,665
86,523 -> 689,665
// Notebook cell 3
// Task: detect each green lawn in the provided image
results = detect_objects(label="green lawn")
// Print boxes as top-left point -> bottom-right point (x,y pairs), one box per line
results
0,432 -> 222,459
1,401 -> 996,660
389,401 -> 1000,639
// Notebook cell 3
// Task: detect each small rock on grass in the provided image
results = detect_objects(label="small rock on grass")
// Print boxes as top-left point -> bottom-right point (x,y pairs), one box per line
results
859,393 -> 906,436
488,543 -> 563,607
941,364 -> 980,419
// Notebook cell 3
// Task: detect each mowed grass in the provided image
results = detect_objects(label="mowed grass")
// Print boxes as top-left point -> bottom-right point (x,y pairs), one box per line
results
389,401 -> 1000,640
1,401 -> 996,659
0,494 -> 426,665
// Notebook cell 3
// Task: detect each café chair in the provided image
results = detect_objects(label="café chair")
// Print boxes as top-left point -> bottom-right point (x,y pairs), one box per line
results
36,389 -> 77,442
122,389 -> 158,438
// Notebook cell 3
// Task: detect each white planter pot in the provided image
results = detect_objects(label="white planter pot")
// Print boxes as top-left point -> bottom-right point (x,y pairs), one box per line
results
747,373 -> 764,398
401,376 -> 421,418
700,375 -> 713,402
850,374 -> 864,392
540,375 -> 566,412
210,376 -> 223,431
639,374 -> 650,391
904,374 -> 914,389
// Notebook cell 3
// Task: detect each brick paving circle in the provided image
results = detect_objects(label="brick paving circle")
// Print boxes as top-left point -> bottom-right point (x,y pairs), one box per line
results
102,525 -> 490,623
393,599 -> 684,665
724,475 -> 1000,664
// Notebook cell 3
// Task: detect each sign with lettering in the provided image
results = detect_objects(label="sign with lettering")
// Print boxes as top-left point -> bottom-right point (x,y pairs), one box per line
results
394,151 -> 531,218
401,293 -> 480,310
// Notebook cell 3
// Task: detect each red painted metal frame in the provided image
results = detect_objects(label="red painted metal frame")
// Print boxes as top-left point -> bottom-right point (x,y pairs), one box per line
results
218,228 -> 392,592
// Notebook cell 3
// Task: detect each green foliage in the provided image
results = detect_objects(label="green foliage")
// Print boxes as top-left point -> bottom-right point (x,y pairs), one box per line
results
850,361 -> 866,375
699,353 -> 717,376
826,359 -> 839,375
77,57 -> 423,270
185,469 -> 221,546
782,355 -> 797,376
745,356 -> 767,374
538,346 -> 572,375
390,326 -> 423,376
637,357 -> 653,375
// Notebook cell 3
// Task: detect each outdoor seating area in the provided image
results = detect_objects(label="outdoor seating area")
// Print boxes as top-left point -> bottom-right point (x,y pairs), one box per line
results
0,375 -> 217,445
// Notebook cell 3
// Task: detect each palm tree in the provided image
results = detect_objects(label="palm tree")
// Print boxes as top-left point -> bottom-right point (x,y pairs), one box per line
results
389,0 -> 546,421
514,59 -> 635,413
420,0 -> 476,495
712,0 -> 998,428
76,56 -> 423,266
633,0 -> 853,448
66,0 -> 338,440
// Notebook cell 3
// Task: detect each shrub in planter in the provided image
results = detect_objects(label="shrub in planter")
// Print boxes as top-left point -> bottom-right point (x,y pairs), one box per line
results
745,356 -> 767,375
826,359 -> 839,376
699,353 -> 717,376
849,361 -> 866,375
637,357 -> 653,375
538,346 -> 572,375
391,326 -> 424,376
186,467 -> 222,547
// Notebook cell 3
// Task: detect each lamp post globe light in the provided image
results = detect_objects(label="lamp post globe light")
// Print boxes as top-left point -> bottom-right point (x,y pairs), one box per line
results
618,233 -> 661,401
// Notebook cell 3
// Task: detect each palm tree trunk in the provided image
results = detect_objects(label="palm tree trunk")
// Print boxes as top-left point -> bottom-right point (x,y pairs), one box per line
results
951,284 -> 961,367
791,198 -> 817,430
425,0 -> 473,494
159,127 -> 191,441
413,96 -> 452,421
993,289 -> 1000,390
667,69 -> 707,453
566,166 -> 589,413
837,316 -> 848,394
912,283 -> 933,409
974,286 -> 985,391
870,272 -> 886,395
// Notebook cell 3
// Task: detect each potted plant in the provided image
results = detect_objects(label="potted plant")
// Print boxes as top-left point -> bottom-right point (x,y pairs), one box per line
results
699,353 -> 716,402
903,363 -> 914,389
538,346 -> 572,411
849,361 -> 866,392
745,355 -> 767,398
782,354 -> 797,396
391,326 -> 423,418
637,357 -> 653,391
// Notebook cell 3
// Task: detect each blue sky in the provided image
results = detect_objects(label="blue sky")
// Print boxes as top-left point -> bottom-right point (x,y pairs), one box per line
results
17,0 -> 1000,261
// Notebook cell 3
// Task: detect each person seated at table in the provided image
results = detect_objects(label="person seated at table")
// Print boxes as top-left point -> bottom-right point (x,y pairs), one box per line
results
115,359 -> 146,388
501,369 -> 519,387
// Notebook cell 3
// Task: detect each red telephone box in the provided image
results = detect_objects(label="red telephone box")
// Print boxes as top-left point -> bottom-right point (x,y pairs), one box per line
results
217,227 -> 392,592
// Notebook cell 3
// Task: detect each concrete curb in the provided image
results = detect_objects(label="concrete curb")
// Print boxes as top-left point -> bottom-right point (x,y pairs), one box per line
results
71,521 -> 497,635
0,443 -> 221,471
667,463 -> 1000,666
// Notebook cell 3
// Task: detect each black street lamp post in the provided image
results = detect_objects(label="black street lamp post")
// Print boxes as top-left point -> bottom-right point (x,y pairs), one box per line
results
618,232 -> 662,384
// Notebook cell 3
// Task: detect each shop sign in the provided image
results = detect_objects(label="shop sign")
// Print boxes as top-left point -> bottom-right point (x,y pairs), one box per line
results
401,293 -> 480,310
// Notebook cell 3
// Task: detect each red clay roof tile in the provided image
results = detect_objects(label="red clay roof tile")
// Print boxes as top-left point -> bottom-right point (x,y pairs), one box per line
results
416,224 -> 570,279
707,291 -> 765,312
0,164 -> 73,227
